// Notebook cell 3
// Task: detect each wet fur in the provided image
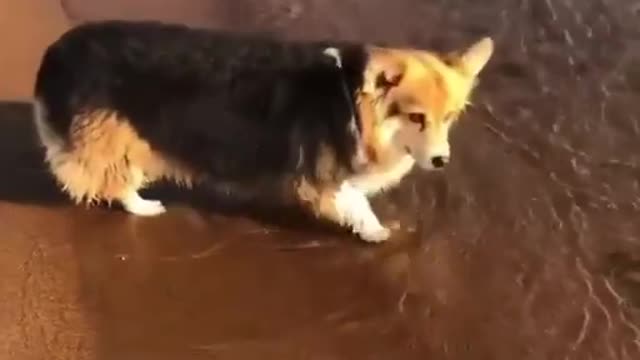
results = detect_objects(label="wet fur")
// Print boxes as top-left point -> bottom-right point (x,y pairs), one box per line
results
33,20 -> 493,242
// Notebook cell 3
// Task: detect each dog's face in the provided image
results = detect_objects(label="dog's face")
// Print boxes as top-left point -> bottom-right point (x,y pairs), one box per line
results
363,37 -> 494,170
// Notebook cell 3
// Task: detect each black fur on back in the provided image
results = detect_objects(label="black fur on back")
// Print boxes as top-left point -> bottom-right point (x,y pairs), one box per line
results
34,20 -> 370,184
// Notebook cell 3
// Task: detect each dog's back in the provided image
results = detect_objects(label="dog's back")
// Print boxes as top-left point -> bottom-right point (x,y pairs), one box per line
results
33,20 -> 369,214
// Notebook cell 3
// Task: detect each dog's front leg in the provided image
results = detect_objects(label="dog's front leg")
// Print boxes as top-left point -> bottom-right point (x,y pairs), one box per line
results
330,181 -> 391,242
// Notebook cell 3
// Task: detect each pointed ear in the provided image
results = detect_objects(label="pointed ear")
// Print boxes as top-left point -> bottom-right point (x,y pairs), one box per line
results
457,37 -> 494,77
363,48 -> 406,94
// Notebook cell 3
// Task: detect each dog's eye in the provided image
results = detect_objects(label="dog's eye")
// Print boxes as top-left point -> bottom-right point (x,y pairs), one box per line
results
407,113 -> 426,131
387,103 -> 400,117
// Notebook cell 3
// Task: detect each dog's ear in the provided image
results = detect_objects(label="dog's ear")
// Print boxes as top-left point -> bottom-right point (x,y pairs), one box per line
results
455,37 -> 494,77
363,49 -> 406,95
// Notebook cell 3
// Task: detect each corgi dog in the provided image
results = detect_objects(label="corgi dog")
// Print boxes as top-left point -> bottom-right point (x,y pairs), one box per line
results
32,20 -> 493,242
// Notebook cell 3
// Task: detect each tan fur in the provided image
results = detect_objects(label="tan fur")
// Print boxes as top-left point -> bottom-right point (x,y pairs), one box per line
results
356,38 -> 493,176
295,177 -> 341,222
296,38 -> 494,241
355,92 -> 381,163
35,106 -> 196,206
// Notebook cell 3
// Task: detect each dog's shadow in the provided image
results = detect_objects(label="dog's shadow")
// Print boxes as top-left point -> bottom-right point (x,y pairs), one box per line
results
0,101 -> 343,236
143,181 -> 344,235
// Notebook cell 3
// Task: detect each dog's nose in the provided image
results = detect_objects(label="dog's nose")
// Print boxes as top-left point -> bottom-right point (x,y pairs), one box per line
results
431,155 -> 449,168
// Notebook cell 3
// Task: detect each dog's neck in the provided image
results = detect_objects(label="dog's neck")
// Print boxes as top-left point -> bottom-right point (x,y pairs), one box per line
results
355,92 -> 380,164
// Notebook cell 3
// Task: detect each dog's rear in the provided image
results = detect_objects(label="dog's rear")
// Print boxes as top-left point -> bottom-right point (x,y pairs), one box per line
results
33,31 -> 192,215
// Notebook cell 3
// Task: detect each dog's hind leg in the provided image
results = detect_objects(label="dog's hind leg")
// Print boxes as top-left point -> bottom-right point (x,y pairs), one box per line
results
117,166 -> 166,216
120,191 -> 166,216
37,108 -> 168,216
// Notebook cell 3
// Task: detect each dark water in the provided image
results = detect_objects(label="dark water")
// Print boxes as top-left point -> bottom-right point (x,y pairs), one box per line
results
1,0 -> 640,359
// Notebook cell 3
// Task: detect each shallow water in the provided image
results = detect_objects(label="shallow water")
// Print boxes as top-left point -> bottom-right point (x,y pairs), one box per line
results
1,0 -> 639,359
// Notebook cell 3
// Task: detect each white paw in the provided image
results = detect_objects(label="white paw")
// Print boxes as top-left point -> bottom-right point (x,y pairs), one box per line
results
125,199 -> 166,216
122,195 -> 166,217
358,226 -> 391,243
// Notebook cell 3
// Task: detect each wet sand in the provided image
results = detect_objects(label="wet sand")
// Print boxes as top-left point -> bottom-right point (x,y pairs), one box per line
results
1,0 -> 640,359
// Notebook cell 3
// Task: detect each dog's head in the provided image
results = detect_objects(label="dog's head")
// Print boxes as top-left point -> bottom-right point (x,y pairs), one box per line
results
361,37 -> 494,170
